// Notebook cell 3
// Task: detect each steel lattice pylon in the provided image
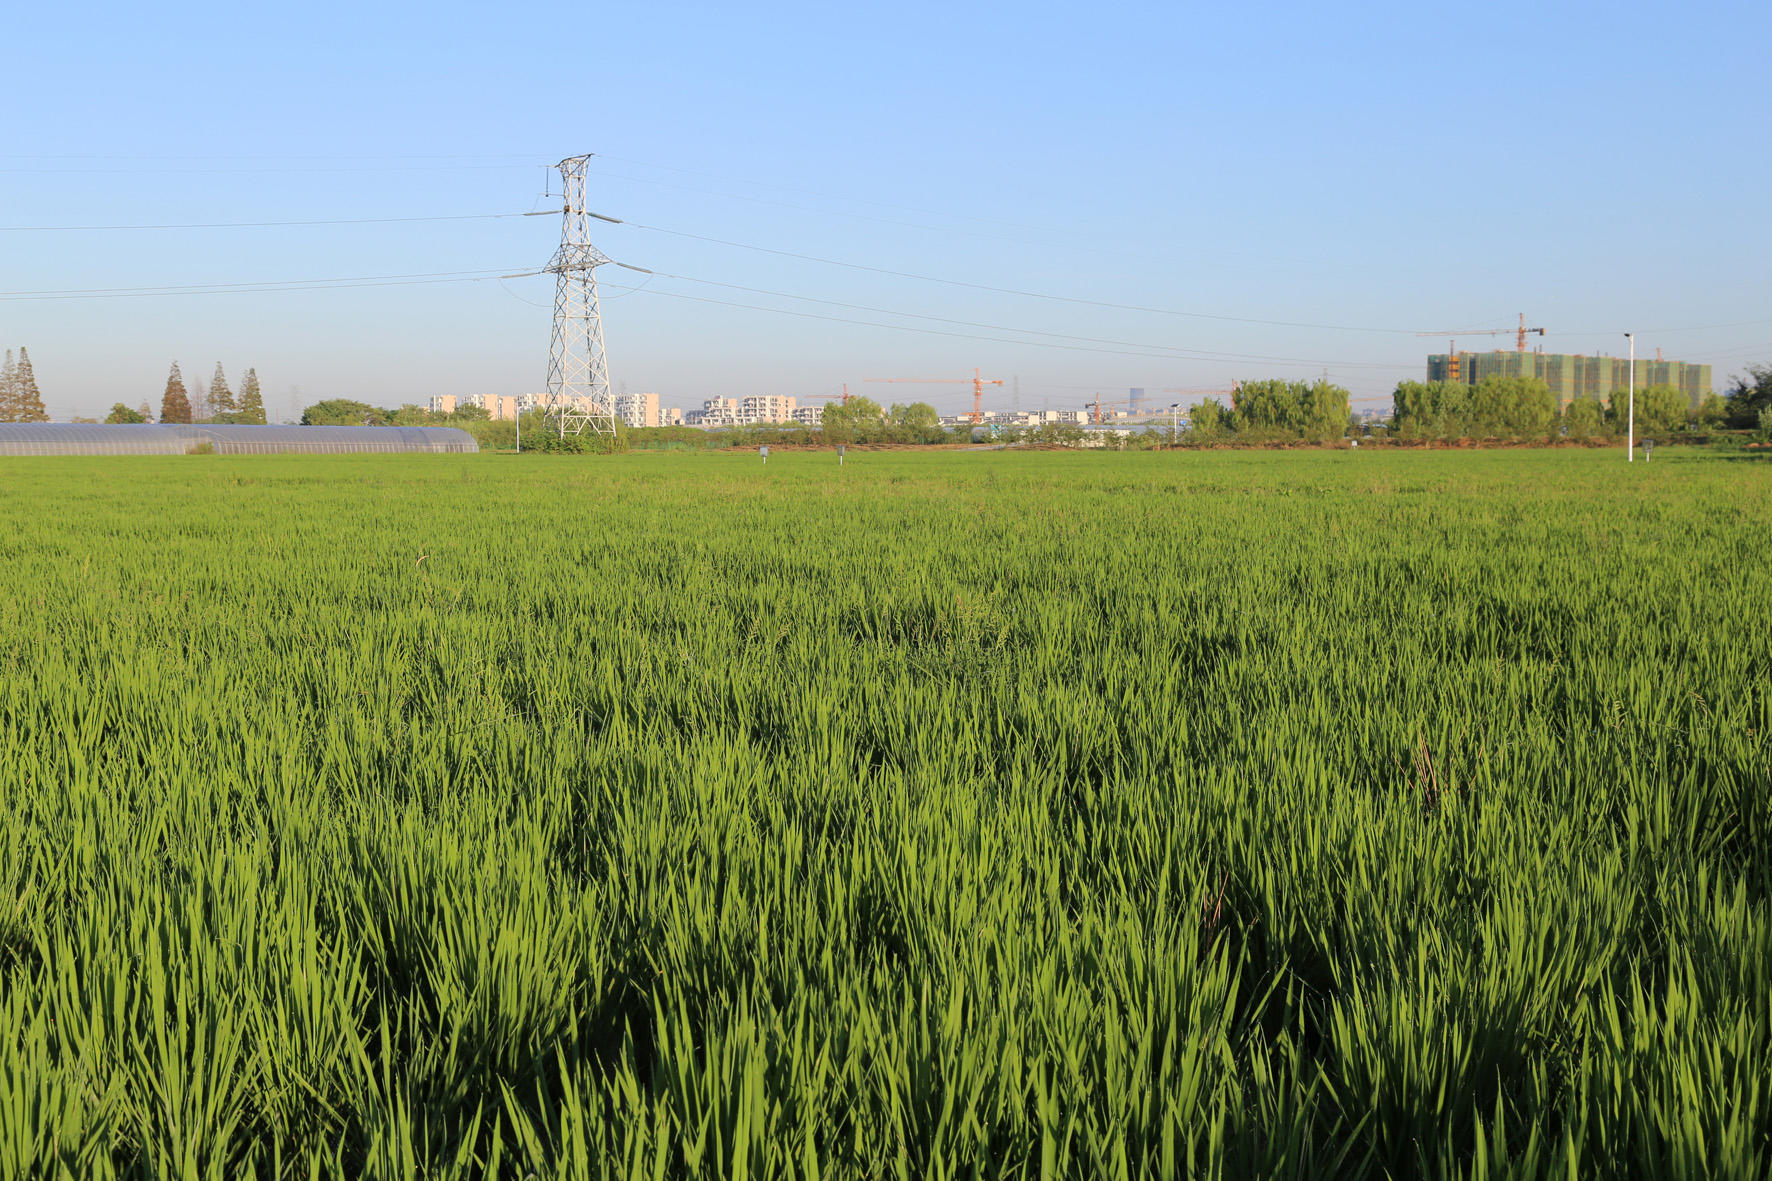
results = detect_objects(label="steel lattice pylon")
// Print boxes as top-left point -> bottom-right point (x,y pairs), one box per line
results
543,155 -> 616,437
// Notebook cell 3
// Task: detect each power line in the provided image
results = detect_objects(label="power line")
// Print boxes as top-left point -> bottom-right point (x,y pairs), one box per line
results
603,215 -> 1488,336
0,152 -> 539,160
620,268 -> 1424,369
0,267 -> 519,301
598,278 -> 1421,371
0,162 -> 535,175
1548,316 -> 1772,338
24,191 -> 1747,384
0,236 -> 1415,371
0,211 -> 552,232
600,280 -> 1217,361
580,165 -> 1126,258
591,152 -> 1082,237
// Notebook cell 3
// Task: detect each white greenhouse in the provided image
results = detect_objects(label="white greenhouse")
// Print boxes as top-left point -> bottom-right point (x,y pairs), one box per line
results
0,424 -> 479,456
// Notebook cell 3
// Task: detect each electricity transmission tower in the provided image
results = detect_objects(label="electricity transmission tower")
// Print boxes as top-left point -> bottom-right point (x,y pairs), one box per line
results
544,154 -> 617,437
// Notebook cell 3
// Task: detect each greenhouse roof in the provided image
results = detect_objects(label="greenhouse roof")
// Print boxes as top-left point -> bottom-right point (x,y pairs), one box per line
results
0,424 -> 479,456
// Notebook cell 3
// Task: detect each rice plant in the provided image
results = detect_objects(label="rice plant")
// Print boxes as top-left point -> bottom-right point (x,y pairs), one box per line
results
0,447 -> 1766,1178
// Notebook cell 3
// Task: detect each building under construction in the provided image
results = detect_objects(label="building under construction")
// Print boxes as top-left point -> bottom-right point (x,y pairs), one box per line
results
1426,350 -> 1712,409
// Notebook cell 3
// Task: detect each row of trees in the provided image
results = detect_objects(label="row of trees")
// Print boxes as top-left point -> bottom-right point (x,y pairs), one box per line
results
298,399 -> 488,427
1165,379 -> 1351,444
283,396 -> 953,450
633,399 -> 949,448
1724,364 -> 1772,435
818,398 -> 948,444
0,349 -> 48,422
510,397 -> 954,452
142,362 -> 267,425
297,399 -> 528,450
1389,377 -> 1729,442
273,365 -> 1772,451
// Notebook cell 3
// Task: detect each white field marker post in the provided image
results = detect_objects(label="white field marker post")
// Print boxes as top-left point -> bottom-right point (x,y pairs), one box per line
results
1625,333 -> 1635,462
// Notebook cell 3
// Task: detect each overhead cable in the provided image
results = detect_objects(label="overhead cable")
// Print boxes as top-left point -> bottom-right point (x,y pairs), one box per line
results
0,267 -> 519,301
627,268 -> 1423,369
0,211 -> 554,232
598,279 -> 1420,370
598,214 -> 1497,336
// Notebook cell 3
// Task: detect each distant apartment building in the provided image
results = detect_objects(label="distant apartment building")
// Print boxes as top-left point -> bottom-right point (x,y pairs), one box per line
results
431,392 -> 637,422
739,395 -> 798,424
615,391 -> 661,428
986,409 -> 1088,426
680,395 -> 811,428
472,395 -> 523,421
659,406 -> 684,427
689,397 -> 742,427
435,394 -> 523,420
522,393 -> 612,418
1426,351 -> 1712,410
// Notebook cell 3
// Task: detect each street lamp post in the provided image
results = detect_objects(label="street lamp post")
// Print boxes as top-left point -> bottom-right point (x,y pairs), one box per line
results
1624,333 -> 1635,462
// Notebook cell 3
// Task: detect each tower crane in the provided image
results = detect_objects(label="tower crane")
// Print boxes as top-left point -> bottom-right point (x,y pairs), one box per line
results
803,384 -> 855,407
1091,394 -> 1142,423
865,368 -> 1004,424
1414,313 -> 1545,353
1414,314 -> 1546,382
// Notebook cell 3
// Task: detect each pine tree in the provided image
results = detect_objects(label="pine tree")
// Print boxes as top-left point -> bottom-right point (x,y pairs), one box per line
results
13,349 -> 47,421
210,363 -> 236,422
160,362 -> 193,424
237,367 -> 265,424
0,350 -> 15,422
137,400 -> 154,423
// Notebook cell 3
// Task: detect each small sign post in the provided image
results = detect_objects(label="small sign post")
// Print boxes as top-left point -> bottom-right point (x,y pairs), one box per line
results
759,445 -> 769,465
837,444 -> 846,466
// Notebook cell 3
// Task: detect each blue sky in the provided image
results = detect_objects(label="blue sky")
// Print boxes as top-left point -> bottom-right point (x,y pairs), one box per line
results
5,0 -> 1768,419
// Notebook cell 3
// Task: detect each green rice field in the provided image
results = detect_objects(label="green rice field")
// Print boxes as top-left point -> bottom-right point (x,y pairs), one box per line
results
0,448 -> 1767,1178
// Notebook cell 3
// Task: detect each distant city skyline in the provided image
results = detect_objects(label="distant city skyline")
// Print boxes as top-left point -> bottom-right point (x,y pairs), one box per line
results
6,0 -> 1768,421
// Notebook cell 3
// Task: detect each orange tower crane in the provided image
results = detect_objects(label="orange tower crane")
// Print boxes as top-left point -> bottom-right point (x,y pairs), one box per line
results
1091,394 -> 1141,423
1414,314 -> 1546,382
866,368 -> 1004,424
1416,313 -> 1544,353
803,384 -> 855,407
